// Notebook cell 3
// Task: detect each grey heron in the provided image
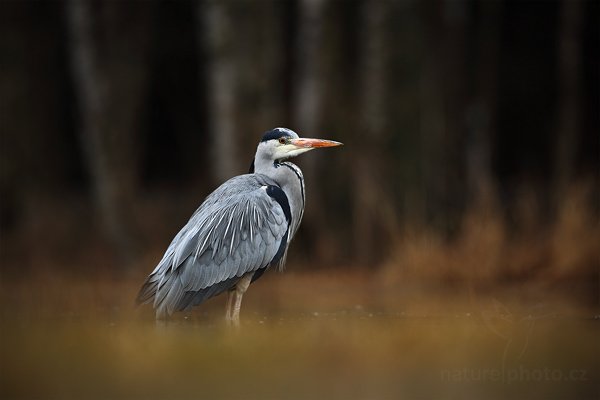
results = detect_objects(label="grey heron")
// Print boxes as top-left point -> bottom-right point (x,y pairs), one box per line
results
136,128 -> 342,325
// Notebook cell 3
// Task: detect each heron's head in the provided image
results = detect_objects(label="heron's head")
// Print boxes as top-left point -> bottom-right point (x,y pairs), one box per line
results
257,127 -> 343,163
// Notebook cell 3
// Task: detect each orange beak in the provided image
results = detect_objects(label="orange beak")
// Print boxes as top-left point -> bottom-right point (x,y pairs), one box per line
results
290,138 -> 344,148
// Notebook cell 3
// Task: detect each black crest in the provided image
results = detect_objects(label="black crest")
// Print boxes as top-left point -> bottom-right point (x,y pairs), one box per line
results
260,127 -> 296,142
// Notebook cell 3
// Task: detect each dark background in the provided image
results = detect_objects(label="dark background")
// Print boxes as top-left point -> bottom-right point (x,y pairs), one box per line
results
1,1 -> 599,399
1,0 -> 598,295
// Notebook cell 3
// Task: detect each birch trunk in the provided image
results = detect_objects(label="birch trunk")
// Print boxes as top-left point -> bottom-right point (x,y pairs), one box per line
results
200,1 -> 239,182
292,0 -> 326,261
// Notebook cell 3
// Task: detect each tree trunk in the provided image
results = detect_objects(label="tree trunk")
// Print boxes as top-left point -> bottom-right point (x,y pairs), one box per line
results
555,0 -> 583,198
353,0 -> 392,265
419,0 -> 468,235
466,0 -> 502,204
292,0 -> 327,262
199,0 -> 240,182
441,0 -> 468,233
419,1 -> 446,228
67,0 -> 152,262
293,0 -> 325,137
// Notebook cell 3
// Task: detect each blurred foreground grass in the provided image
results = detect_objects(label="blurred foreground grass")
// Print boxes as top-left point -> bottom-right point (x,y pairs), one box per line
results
0,268 -> 598,400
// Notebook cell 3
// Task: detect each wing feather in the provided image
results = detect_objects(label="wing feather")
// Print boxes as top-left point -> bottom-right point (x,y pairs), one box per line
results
136,174 -> 290,319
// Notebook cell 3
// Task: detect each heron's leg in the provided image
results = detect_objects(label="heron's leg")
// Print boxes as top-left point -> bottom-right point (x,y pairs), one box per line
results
230,273 -> 253,327
225,290 -> 234,322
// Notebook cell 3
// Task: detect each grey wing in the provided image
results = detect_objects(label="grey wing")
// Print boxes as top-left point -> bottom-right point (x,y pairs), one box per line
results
136,176 -> 289,319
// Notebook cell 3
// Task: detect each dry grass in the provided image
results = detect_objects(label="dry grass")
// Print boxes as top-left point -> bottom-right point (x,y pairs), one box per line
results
0,187 -> 598,399
0,266 -> 597,400
380,185 -> 600,309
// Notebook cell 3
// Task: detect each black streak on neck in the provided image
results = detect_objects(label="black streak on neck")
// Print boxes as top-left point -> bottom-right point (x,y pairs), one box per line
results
276,162 -> 305,211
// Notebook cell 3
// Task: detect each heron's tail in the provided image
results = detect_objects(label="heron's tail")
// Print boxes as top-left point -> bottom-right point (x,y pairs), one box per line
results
135,263 -> 185,319
135,274 -> 159,305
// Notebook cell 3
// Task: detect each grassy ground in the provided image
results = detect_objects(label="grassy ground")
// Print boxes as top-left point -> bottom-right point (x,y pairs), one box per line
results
1,187 -> 598,399
0,268 -> 597,400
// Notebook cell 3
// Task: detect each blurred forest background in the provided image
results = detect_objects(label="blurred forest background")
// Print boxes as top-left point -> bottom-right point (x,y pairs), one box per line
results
1,0 -> 599,304
1,1 -> 599,399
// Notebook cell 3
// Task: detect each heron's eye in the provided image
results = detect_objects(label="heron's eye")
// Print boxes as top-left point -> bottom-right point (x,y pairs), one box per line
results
278,137 -> 286,145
